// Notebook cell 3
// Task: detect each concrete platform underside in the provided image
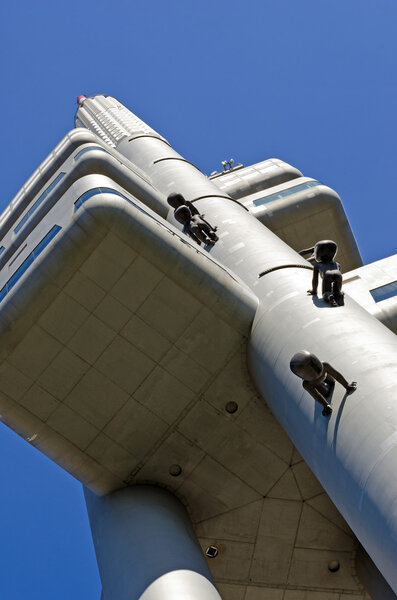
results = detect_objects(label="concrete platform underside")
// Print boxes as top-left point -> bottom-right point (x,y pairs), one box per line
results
0,195 -> 372,599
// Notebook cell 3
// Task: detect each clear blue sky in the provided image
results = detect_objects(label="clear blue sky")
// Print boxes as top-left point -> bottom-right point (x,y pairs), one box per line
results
0,1 -> 396,598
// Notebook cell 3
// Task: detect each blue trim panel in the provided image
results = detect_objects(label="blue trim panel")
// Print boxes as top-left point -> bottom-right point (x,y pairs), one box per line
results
74,187 -> 126,212
252,180 -> 321,207
74,187 -> 150,219
14,172 -> 66,235
0,225 -> 62,303
370,280 -> 397,303
74,146 -> 109,161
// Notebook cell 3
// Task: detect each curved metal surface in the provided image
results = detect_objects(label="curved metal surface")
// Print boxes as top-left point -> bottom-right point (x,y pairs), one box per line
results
84,485 -> 221,600
210,158 -> 303,199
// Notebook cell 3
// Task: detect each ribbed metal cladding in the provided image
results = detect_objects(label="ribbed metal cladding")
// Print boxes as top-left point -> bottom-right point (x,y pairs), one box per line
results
75,95 -> 164,147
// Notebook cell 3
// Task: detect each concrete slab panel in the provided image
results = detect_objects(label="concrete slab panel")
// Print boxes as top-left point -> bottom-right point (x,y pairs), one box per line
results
86,432 -> 138,480
8,325 -> 62,380
47,403 -> 98,450
291,448 -> 304,465
296,504 -> 355,552
288,548 -> 358,590
215,583 -> 246,600
94,231 -> 137,268
284,591 -> 340,600
121,315 -> 171,362
204,348 -> 255,415
111,256 -> 163,312
137,277 -> 202,342
18,383 -> 59,421
160,345 -> 211,393
37,347 -> 89,400
94,335 -> 155,394
245,587 -> 284,600
267,468 -> 302,501
104,396 -> 168,460
292,461 -> 324,500
179,455 -> 260,522
0,361 -> 33,400
38,292 -> 90,344
179,400 -> 286,495
236,398 -> 294,465
134,431 -> 205,488
175,307 -> 241,374
94,294 -> 132,332
250,499 -> 302,585
133,366 -> 195,424
64,367 -> 129,429
80,248 -> 130,293
307,494 -> 354,536
199,536 -> 254,581
340,594 -> 369,600
64,270 -> 106,311
68,314 -> 115,364
80,233 -> 136,292
195,500 -> 263,543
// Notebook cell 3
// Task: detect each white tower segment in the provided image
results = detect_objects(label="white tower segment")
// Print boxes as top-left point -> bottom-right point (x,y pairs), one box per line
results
75,94 -> 164,147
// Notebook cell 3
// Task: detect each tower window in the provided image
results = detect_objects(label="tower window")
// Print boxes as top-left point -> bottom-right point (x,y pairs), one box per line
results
74,187 -> 126,211
14,173 -> 66,235
370,281 -> 397,303
252,180 -> 321,207
0,225 -> 62,303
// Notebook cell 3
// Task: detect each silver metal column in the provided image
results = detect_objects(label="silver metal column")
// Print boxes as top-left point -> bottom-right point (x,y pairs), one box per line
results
84,485 -> 222,600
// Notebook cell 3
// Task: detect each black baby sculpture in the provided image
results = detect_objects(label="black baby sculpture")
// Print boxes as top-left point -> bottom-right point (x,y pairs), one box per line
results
167,192 -> 218,246
300,240 -> 344,306
290,350 -> 357,417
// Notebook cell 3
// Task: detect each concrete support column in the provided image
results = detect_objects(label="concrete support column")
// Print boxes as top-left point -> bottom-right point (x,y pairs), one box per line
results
84,485 -> 222,600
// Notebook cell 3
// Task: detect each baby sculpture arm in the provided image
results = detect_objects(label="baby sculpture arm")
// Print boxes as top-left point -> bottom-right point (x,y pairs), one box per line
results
307,265 -> 319,296
323,362 -> 357,394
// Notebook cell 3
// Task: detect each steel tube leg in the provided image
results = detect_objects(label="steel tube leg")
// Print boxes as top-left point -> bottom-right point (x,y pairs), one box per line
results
84,485 -> 222,600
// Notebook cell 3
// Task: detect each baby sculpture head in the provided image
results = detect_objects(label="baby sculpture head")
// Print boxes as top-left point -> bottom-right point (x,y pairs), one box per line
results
314,240 -> 338,263
167,192 -> 186,209
290,350 -> 325,382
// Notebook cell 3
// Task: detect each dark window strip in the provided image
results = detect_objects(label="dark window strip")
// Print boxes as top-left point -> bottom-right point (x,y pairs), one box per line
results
74,187 -> 126,212
9,243 -> 27,268
252,180 -> 321,207
14,172 -> 66,235
370,281 -> 397,303
0,225 -> 62,303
